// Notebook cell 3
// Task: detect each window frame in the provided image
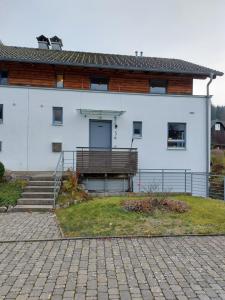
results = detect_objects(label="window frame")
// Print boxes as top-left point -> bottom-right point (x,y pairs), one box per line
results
0,71 -> 8,85
150,79 -> 168,94
52,142 -> 62,153
215,123 -> 221,131
133,121 -> 142,138
56,74 -> 64,88
52,107 -> 63,126
0,104 -> 3,124
90,77 -> 109,91
167,122 -> 186,150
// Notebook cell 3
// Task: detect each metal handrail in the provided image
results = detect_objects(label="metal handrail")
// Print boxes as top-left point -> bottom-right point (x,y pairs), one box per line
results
53,152 -> 64,208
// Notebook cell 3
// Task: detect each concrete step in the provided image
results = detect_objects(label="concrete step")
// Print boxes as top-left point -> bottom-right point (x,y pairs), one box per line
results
17,198 -> 54,205
24,186 -> 54,193
30,176 -> 54,182
11,205 -> 54,212
22,192 -> 54,199
28,181 -> 55,186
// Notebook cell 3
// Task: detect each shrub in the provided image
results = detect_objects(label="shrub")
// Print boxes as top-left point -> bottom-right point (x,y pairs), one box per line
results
0,179 -> 27,208
58,170 -> 89,207
161,199 -> 189,213
0,162 -> 5,181
123,199 -> 154,213
122,198 -> 189,214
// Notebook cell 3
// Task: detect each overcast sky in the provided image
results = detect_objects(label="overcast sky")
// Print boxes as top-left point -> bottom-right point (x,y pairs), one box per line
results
0,0 -> 224,105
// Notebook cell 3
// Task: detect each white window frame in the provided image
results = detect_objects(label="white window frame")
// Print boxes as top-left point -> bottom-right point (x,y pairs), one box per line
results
133,121 -> 142,138
52,107 -> 63,126
167,122 -> 186,150
0,104 -> 3,124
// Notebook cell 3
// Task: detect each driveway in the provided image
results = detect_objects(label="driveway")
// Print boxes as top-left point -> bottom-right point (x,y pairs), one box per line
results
0,213 -> 225,299
0,212 -> 61,241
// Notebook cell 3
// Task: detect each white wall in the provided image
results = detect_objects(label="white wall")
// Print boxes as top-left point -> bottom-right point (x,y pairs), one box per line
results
0,86 -> 208,172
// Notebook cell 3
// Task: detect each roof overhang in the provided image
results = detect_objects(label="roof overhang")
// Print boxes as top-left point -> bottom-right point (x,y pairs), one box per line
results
77,109 -> 126,118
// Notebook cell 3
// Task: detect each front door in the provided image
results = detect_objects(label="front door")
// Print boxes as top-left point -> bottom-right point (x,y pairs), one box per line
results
89,120 -> 112,148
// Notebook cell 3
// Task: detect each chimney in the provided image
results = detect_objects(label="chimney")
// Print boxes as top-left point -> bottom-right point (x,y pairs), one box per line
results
140,51 -> 143,57
36,35 -> 50,49
50,36 -> 63,50
135,51 -> 138,57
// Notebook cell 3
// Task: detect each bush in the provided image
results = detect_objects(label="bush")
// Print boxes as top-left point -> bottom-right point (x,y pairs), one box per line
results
0,162 -> 5,180
0,179 -> 27,208
122,198 -> 189,214
58,170 -> 89,207
161,199 -> 189,213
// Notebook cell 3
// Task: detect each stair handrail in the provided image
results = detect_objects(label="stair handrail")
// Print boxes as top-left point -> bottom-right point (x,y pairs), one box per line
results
53,152 -> 64,208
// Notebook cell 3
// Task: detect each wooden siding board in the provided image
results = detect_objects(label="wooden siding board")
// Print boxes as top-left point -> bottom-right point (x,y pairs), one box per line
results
0,62 -> 193,94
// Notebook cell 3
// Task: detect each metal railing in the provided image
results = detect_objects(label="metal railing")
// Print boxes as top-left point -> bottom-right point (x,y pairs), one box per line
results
133,169 -> 225,200
53,152 -> 64,207
53,156 -> 225,201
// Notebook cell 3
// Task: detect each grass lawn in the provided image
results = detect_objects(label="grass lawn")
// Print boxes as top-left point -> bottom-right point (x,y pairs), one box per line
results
56,195 -> 225,237
0,180 -> 26,207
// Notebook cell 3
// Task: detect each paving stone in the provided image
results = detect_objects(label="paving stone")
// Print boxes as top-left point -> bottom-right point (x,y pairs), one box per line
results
1,216 -> 225,299
0,212 -> 61,241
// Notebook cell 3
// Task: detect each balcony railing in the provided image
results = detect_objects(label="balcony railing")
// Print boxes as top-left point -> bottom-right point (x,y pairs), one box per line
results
76,147 -> 138,174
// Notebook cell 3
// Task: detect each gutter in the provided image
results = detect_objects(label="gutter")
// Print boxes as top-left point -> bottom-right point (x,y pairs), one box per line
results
206,73 -> 214,176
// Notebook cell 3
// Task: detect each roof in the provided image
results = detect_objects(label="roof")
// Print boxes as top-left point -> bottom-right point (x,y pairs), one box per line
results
0,44 -> 223,77
211,119 -> 225,128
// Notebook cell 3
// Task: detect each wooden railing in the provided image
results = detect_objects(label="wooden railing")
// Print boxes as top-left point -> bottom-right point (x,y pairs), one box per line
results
76,147 -> 138,174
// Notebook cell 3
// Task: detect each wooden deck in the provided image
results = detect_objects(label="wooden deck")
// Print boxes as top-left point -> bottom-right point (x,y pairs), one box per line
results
76,147 -> 138,174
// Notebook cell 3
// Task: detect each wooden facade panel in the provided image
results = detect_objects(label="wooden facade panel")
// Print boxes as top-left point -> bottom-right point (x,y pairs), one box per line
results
0,62 -> 193,95
109,77 -> 149,93
167,78 -> 193,94
64,73 -> 90,89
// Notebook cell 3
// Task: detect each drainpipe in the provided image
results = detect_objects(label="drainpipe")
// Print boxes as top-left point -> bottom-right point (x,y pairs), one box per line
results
205,73 -> 214,196
206,73 -> 214,173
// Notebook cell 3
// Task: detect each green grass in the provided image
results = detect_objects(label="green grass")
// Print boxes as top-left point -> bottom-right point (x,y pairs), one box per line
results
0,180 -> 26,207
56,195 -> 225,237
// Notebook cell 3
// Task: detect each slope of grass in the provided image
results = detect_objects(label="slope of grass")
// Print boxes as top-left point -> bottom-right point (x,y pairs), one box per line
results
56,195 -> 225,237
0,180 -> 26,207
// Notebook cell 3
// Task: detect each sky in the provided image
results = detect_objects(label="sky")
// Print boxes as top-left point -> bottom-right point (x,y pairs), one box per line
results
0,0 -> 225,105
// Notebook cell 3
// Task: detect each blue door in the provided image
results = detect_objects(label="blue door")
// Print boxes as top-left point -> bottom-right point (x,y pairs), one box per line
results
89,120 -> 112,148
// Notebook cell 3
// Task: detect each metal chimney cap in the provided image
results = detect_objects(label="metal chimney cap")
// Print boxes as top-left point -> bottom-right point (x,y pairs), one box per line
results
50,36 -> 63,47
36,35 -> 50,45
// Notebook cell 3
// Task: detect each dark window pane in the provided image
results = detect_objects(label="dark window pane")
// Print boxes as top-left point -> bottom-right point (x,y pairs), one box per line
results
150,80 -> 167,94
52,143 -> 62,152
0,104 -> 3,122
0,71 -> 8,85
168,123 -> 186,148
133,121 -> 142,137
0,141 -> 2,152
90,78 -> 108,91
53,107 -> 63,124
56,74 -> 64,88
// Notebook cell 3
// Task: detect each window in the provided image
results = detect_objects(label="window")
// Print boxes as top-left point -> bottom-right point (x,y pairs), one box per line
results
53,107 -> 63,125
133,121 -> 142,138
168,123 -> 186,149
0,71 -> 8,85
56,74 -> 64,88
90,77 -> 108,91
215,123 -> 221,131
52,142 -> 62,153
150,80 -> 167,94
0,141 -> 2,152
0,104 -> 3,123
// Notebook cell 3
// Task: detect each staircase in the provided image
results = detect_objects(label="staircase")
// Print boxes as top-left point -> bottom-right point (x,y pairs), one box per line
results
12,175 -> 55,212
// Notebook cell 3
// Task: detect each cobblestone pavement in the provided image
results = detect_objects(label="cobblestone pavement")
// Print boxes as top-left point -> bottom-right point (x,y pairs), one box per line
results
1,236 -> 225,299
0,213 -> 61,241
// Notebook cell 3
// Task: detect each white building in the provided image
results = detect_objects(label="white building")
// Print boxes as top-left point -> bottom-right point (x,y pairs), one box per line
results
0,36 -> 223,192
